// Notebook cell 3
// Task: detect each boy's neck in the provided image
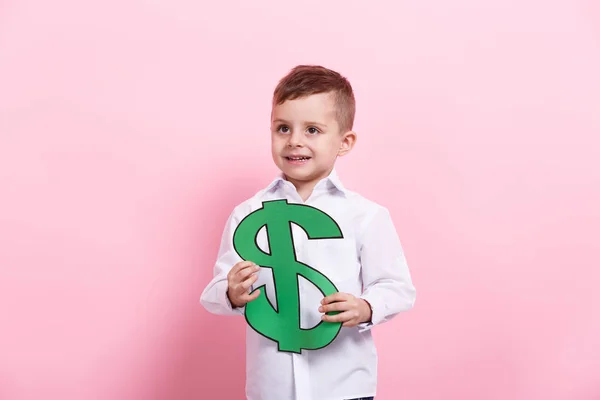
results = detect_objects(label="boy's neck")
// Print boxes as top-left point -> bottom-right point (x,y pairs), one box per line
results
285,176 -> 316,202
283,168 -> 334,202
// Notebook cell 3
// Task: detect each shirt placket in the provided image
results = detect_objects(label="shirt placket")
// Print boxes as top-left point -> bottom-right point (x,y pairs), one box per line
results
285,186 -> 313,400
293,234 -> 311,400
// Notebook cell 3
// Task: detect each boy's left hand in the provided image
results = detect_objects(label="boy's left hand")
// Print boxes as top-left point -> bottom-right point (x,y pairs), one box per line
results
319,293 -> 372,327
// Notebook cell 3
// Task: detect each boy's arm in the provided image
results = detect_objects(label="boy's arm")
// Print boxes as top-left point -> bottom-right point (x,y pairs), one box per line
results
200,208 -> 246,316
357,206 -> 416,332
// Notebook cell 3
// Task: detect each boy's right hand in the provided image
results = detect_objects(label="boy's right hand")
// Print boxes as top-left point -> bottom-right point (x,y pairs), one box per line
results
226,261 -> 261,308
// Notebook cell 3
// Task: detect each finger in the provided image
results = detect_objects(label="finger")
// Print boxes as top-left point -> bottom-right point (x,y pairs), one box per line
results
228,263 -> 246,281
318,301 -> 349,313
234,276 -> 259,297
321,292 -> 351,305
241,273 -> 259,289
321,310 -> 355,323
241,288 -> 261,303
231,261 -> 256,275
231,263 -> 259,283
236,263 -> 260,282
342,318 -> 359,328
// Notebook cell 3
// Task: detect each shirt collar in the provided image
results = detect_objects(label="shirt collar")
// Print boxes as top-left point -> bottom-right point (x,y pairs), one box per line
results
265,168 -> 348,196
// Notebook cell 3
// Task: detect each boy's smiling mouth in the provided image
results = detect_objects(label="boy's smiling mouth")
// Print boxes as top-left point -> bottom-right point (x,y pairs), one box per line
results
284,155 -> 312,165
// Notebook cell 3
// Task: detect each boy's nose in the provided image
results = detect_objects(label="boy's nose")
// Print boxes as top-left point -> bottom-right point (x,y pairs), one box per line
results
287,131 -> 304,147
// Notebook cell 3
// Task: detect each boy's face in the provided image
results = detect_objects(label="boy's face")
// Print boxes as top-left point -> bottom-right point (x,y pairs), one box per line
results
270,92 -> 355,190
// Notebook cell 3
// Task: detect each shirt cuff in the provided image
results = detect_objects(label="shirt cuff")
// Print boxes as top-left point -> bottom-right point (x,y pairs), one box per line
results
357,321 -> 373,333
357,293 -> 380,332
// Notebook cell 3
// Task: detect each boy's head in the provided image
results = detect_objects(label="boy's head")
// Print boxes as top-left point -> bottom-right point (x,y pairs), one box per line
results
270,65 -> 357,191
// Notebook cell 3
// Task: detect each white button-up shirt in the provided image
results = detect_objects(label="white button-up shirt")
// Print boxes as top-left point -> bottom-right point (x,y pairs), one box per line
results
200,169 -> 416,400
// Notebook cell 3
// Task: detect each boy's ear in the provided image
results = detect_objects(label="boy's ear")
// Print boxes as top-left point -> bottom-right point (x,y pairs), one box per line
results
338,130 -> 357,157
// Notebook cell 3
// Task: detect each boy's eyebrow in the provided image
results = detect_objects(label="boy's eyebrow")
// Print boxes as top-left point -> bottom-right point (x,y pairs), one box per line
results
272,119 -> 328,128
305,121 -> 328,128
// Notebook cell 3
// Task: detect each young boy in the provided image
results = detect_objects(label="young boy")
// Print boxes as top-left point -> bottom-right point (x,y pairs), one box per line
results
200,65 -> 416,400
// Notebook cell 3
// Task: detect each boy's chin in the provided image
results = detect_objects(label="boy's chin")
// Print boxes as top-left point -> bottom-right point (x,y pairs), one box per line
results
282,170 -> 325,184
280,168 -> 309,180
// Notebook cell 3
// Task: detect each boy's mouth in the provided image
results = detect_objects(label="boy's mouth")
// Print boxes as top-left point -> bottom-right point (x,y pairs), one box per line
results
285,156 -> 311,161
284,155 -> 312,165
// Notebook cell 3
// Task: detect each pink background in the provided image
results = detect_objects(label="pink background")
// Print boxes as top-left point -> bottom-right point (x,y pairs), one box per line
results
1,0 -> 599,399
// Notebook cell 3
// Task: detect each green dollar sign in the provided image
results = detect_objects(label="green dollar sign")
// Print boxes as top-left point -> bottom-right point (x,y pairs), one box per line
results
232,199 -> 344,353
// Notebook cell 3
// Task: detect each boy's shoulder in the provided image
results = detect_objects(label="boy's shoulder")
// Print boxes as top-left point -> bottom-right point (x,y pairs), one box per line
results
338,187 -> 395,229
343,187 -> 388,210
224,182 -> 275,221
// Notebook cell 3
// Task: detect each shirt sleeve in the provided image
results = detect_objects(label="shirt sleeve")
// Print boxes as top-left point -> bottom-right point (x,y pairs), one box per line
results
199,207 -> 246,316
357,206 -> 416,332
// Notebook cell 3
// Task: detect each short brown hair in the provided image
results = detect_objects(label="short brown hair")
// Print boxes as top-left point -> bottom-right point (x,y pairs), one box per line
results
273,65 -> 356,133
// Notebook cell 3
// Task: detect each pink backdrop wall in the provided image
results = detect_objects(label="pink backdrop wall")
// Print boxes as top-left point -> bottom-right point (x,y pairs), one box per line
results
1,1 -> 599,399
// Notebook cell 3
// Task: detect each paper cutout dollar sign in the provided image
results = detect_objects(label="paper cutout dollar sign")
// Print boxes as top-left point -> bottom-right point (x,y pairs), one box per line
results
233,199 -> 343,353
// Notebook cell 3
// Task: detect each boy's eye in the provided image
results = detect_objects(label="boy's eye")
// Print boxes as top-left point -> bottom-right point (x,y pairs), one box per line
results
277,125 -> 290,133
307,127 -> 320,135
